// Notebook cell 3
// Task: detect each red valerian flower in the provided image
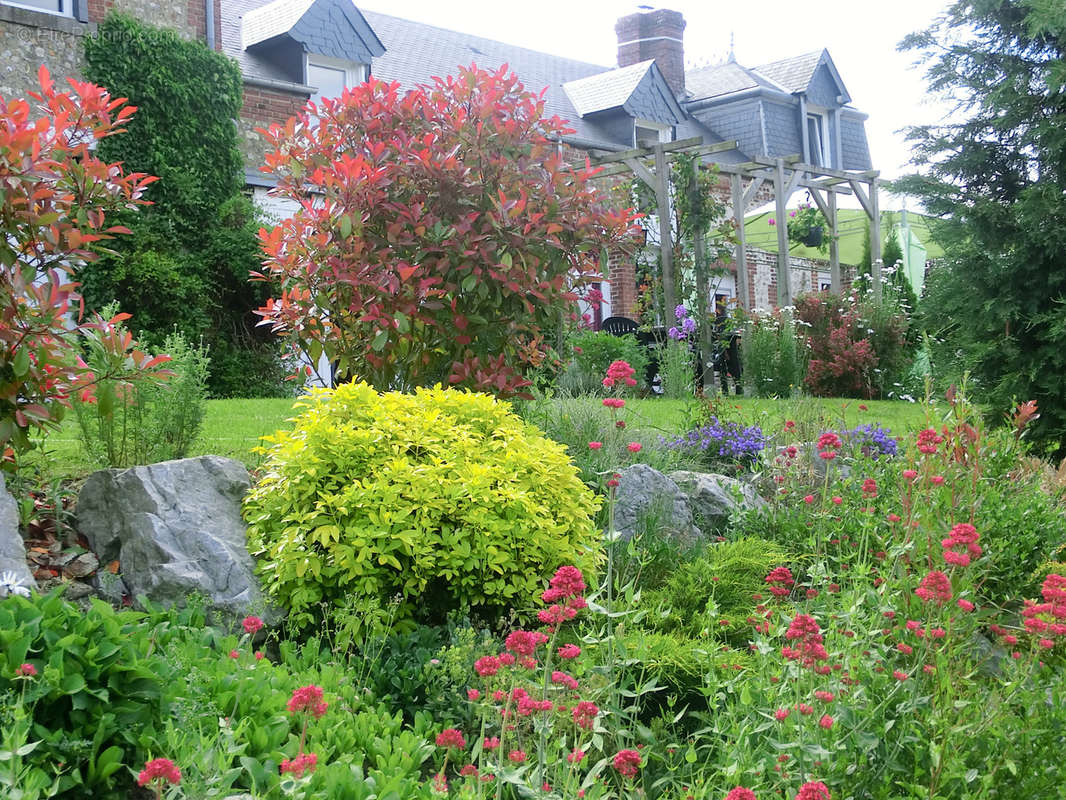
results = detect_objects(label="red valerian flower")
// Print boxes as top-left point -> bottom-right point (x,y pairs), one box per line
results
774,707 -> 790,721
941,523 -> 982,567
725,788 -> 758,800
436,728 -> 466,749
765,566 -> 795,598
557,643 -> 581,659
588,441 -> 603,450
957,598 -> 975,612
819,714 -> 834,729
508,749 -> 527,764
474,655 -> 501,676
627,442 -> 642,453
567,748 -> 586,763
551,670 -> 579,690
916,427 -> 943,455
287,685 -> 328,718
861,478 -> 877,497
612,749 -> 641,778
602,397 -> 625,409
15,663 -> 36,677
505,630 -> 548,656
542,565 -> 586,602
795,781 -> 831,800
483,736 -> 500,750
280,753 -> 317,778
138,758 -> 181,787
915,570 -> 953,605
572,701 -> 599,730
242,615 -> 264,635
782,613 -> 829,669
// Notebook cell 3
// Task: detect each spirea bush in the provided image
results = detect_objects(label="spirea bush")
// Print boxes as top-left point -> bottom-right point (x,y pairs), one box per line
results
243,383 -> 602,628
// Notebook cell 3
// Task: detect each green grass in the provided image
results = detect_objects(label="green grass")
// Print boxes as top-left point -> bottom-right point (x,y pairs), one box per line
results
23,393 -> 932,484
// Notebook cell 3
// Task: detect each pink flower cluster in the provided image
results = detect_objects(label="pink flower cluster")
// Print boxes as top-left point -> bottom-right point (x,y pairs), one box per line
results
1022,573 -> 1066,647
280,753 -> 317,778
765,566 -> 795,598
436,728 -> 466,749
941,523 -> 982,567
612,748 -> 641,778
242,615 -> 263,635
538,565 -> 589,629
817,432 -> 841,460
916,427 -> 943,455
782,613 -> 829,670
915,570 -> 953,605
572,700 -> 599,730
795,781 -> 831,800
137,758 -> 181,787
287,685 -> 328,718
603,359 -> 637,388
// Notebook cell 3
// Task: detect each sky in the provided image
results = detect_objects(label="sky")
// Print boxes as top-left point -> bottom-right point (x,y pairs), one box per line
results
357,0 -> 957,209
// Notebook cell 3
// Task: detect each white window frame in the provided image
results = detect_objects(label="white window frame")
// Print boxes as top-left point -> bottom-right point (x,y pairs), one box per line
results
2,0 -> 73,16
634,118 -> 673,147
305,54 -> 368,104
805,108 -> 831,168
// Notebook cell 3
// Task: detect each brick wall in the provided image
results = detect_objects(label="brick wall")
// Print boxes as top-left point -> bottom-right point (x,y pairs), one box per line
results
238,85 -> 310,169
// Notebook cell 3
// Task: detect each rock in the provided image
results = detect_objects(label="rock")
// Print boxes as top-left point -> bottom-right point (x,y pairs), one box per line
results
0,474 -> 36,596
669,471 -> 767,533
77,456 -> 281,624
612,464 -> 700,544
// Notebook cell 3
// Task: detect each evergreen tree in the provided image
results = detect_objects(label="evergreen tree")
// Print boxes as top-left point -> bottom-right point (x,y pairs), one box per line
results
896,0 -> 1066,454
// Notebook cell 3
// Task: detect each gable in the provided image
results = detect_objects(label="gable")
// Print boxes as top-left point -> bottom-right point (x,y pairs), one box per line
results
623,64 -> 685,125
242,0 -> 384,66
806,62 -> 843,108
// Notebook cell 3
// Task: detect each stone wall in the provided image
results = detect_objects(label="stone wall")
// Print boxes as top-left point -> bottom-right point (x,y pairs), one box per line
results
1,0 -> 220,101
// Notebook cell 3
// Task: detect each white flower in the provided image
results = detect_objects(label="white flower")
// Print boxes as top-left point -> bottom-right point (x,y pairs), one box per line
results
0,570 -> 31,598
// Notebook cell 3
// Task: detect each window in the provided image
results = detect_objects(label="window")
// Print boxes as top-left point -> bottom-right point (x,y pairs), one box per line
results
306,56 -> 367,106
634,120 -> 672,147
806,112 -> 830,167
3,0 -> 73,15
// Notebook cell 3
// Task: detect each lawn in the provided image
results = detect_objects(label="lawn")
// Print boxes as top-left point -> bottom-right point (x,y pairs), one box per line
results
25,393 -> 931,483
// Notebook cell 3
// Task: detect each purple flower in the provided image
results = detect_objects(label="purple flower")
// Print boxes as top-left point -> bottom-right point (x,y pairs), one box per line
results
661,418 -> 765,465
681,317 -> 697,334
667,326 -> 682,340
674,304 -> 688,320
845,423 -> 898,458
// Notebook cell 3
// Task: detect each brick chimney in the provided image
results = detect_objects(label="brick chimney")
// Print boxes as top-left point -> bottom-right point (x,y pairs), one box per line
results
615,8 -> 686,97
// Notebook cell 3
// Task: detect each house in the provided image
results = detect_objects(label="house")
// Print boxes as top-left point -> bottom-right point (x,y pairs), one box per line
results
0,0 -> 874,315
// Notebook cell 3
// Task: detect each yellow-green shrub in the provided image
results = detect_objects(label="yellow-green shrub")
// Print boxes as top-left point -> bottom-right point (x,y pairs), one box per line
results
243,383 -> 602,627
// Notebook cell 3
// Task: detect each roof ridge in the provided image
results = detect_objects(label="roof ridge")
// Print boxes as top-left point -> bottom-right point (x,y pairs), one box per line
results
360,8 -> 612,73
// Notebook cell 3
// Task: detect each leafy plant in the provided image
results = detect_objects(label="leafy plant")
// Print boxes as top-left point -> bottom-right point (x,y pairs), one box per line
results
739,308 -> 807,398
255,64 -> 640,396
0,591 -> 169,799
565,331 -> 649,395
243,383 -> 603,628
73,313 -> 209,468
0,66 -> 157,457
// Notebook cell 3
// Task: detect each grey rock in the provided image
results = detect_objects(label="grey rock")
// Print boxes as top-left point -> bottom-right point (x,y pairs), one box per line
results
612,464 -> 700,544
669,471 -> 767,533
0,474 -> 36,595
77,456 -> 281,624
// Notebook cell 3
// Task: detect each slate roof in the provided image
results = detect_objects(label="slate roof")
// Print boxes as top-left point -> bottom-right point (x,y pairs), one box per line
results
685,59 -> 783,101
241,0 -> 314,49
563,60 -> 655,116
752,50 -> 824,94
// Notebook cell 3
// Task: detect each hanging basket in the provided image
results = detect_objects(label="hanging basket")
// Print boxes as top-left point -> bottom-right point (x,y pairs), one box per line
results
802,226 -> 824,248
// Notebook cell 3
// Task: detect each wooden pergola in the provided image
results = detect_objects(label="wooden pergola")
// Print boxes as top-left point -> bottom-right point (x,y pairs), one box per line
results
591,136 -> 883,313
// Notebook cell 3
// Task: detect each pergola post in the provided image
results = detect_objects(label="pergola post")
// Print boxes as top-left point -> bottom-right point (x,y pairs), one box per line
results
829,188 -> 840,292
653,144 -> 676,322
870,177 -> 881,300
730,172 -> 750,311
774,158 -> 792,307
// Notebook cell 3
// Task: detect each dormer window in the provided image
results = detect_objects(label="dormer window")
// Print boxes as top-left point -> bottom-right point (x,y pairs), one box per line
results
806,110 -> 830,167
307,56 -> 368,105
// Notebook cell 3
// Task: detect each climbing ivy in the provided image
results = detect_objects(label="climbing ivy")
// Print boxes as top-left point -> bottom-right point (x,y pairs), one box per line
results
81,14 -> 286,396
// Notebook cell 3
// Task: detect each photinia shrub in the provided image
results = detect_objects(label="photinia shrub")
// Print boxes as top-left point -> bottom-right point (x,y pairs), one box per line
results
0,66 -> 159,456
242,382 -> 602,628
254,64 -> 640,396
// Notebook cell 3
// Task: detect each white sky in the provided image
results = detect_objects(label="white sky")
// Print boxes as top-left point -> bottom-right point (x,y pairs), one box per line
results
357,0 -> 956,208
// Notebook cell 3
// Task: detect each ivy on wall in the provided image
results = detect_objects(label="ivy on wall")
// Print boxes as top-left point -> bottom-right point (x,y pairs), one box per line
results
81,14 -> 286,397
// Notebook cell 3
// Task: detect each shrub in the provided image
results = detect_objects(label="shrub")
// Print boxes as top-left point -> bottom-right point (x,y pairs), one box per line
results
0,66 -> 157,455
566,330 -> 649,395
256,65 -> 639,396
795,290 -> 910,399
739,308 -> 807,398
243,383 -> 603,628
0,591 -> 168,799
73,316 -> 209,467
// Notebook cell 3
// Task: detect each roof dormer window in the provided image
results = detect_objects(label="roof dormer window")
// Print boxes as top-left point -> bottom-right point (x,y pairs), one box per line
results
806,110 -> 830,167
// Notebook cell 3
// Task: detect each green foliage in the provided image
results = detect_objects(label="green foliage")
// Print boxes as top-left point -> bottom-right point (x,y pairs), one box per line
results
81,15 -> 284,397
739,308 -> 807,398
656,339 -> 695,400
243,383 -> 603,628
565,331 -> 649,395
896,0 -> 1066,455
643,538 -> 789,642
0,591 -> 168,799
73,315 -> 209,467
